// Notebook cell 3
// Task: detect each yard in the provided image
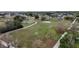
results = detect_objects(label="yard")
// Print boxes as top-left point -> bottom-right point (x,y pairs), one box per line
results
9,19 -> 71,48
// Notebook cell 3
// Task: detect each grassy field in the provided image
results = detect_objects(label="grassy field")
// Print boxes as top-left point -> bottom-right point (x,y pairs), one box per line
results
22,21 -> 35,27
9,19 -> 71,48
74,32 -> 79,48
74,40 -> 79,48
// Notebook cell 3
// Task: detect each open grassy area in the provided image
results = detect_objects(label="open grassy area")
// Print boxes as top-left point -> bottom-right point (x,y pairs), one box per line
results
22,21 -> 35,27
74,39 -> 79,48
74,32 -> 79,48
9,19 -> 71,48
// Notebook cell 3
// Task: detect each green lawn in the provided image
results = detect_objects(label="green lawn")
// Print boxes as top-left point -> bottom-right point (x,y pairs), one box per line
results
9,19 -> 71,48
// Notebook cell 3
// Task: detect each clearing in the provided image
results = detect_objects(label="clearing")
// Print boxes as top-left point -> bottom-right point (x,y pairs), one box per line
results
9,19 -> 71,48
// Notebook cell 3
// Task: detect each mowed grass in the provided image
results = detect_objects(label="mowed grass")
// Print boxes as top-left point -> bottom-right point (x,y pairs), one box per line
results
9,19 -> 71,48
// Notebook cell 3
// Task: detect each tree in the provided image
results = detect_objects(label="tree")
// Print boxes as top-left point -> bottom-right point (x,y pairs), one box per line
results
0,16 -> 24,33
35,15 -> 39,19
64,16 -> 74,21
41,16 -> 46,21
13,15 -> 24,29
14,15 -> 26,22
56,24 -> 66,34
6,21 -> 15,31
0,27 -> 7,33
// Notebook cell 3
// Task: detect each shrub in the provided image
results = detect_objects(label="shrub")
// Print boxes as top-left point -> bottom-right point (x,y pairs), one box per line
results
64,16 -> 74,21
35,15 -> 39,19
56,25 -> 65,34
41,16 -> 46,21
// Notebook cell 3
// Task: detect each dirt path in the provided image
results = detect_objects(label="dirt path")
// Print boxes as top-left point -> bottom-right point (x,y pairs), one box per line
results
0,21 -> 37,48
53,18 -> 77,48
59,18 -> 77,40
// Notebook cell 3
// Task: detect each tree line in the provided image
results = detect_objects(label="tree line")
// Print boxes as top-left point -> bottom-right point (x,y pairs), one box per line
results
0,16 -> 26,33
